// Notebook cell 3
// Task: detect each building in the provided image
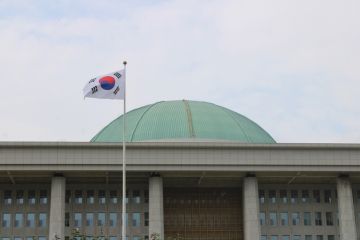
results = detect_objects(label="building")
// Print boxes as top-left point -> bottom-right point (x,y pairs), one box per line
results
0,100 -> 359,240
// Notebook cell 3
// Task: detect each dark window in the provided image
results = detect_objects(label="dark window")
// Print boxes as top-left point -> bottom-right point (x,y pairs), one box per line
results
326,212 -> 333,226
290,190 -> 298,203
315,212 -> 322,226
65,190 -> 71,203
87,190 -> 94,204
259,190 -> 265,204
28,190 -> 36,204
301,190 -> 309,203
313,190 -> 321,203
324,190 -> 332,203
40,190 -> 48,204
269,190 -> 276,204
280,190 -> 288,204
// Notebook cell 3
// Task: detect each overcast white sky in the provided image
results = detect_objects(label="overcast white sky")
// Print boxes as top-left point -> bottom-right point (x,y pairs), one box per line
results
0,0 -> 359,143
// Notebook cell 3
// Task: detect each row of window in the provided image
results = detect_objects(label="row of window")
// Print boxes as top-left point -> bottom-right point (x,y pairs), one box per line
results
259,189 -> 335,204
1,190 -> 48,206
260,211 -> 336,226
2,213 -> 47,228
261,235 -> 336,240
69,237 -> 147,240
66,190 -> 148,205
65,212 -> 149,228
1,237 -> 47,240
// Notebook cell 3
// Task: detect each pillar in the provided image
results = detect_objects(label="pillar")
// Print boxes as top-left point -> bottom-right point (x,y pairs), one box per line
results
243,176 -> 261,240
337,175 -> 357,240
49,176 -> 66,240
149,173 -> 164,239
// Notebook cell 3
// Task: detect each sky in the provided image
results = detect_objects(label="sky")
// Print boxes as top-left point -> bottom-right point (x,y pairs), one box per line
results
0,0 -> 359,143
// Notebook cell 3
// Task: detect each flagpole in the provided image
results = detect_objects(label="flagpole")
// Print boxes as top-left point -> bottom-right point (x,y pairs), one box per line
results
122,60 -> 127,240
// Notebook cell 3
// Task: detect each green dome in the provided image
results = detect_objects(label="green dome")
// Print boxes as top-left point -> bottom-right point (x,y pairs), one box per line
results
91,100 -> 276,143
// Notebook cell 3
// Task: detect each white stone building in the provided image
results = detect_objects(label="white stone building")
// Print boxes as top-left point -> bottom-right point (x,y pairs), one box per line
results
0,100 -> 359,240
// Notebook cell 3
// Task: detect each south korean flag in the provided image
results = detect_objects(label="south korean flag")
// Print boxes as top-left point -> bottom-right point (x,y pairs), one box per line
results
83,70 -> 125,100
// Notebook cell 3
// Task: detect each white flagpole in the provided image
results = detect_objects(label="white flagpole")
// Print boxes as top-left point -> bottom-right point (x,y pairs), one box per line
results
122,60 -> 127,240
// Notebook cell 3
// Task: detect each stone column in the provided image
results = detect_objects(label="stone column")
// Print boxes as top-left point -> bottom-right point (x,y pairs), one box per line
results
149,173 -> 164,239
49,176 -> 66,240
337,175 -> 357,240
243,175 -> 261,240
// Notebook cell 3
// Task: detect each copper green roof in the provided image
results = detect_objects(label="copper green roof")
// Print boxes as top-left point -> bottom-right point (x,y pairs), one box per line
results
91,100 -> 276,143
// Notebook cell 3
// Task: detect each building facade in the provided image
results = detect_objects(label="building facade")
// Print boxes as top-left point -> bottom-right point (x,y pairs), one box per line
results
0,100 -> 359,240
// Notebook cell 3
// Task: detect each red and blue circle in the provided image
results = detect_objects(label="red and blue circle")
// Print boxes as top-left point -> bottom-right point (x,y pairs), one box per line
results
99,76 -> 115,90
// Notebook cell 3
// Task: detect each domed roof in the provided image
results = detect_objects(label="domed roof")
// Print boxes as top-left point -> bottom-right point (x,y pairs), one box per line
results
91,100 -> 276,143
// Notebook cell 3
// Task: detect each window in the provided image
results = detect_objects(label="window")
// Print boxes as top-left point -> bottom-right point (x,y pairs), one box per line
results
39,213 -> 47,227
26,213 -> 35,227
74,213 -> 82,227
99,190 -> 106,204
259,190 -> 265,204
14,237 -> 22,240
4,190 -> 12,205
87,190 -> 94,204
324,190 -> 332,203
125,213 -> 128,226
38,237 -> 47,240
302,190 -> 309,203
304,212 -> 311,226
269,190 -> 276,204
316,236 -> 323,240
132,213 -> 141,227
2,213 -> 11,227
40,190 -> 48,204
15,213 -> 23,227
109,213 -> 117,227
314,190 -> 321,203
293,236 -> 301,240
133,190 -> 141,204
280,212 -> 288,226
110,190 -> 118,204
86,213 -> 94,227
326,212 -> 333,226
305,236 -> 313,240
66,190 -> 71,203
327,236 -> 335,240
65,212 -> 70,227
280,190 -> 287,204
260,212 -> 266,225
290,190 -> 298,204
144,212 -> 149,226
292,212 -> 300,225
98,212 -> 105,226
133,237 -> 141,240
16,190 -> 24,204
75,190 -> 83,204
269,212 -> 277,226
126,190 -> 129,204
281,236 -> 289,240
271,236 -> 278,240
28,190 -> 36,204
315,212 -> 322,226
2,238 -> 10,240
109,237 -> 117,240
261,236 -> 267,240
144,190 -> 149,203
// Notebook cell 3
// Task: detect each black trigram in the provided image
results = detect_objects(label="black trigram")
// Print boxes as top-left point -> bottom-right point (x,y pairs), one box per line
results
88,78 -> 96,84
92,86 -> 98,94
113,86 -> 120,95
114,72 -> 122,79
